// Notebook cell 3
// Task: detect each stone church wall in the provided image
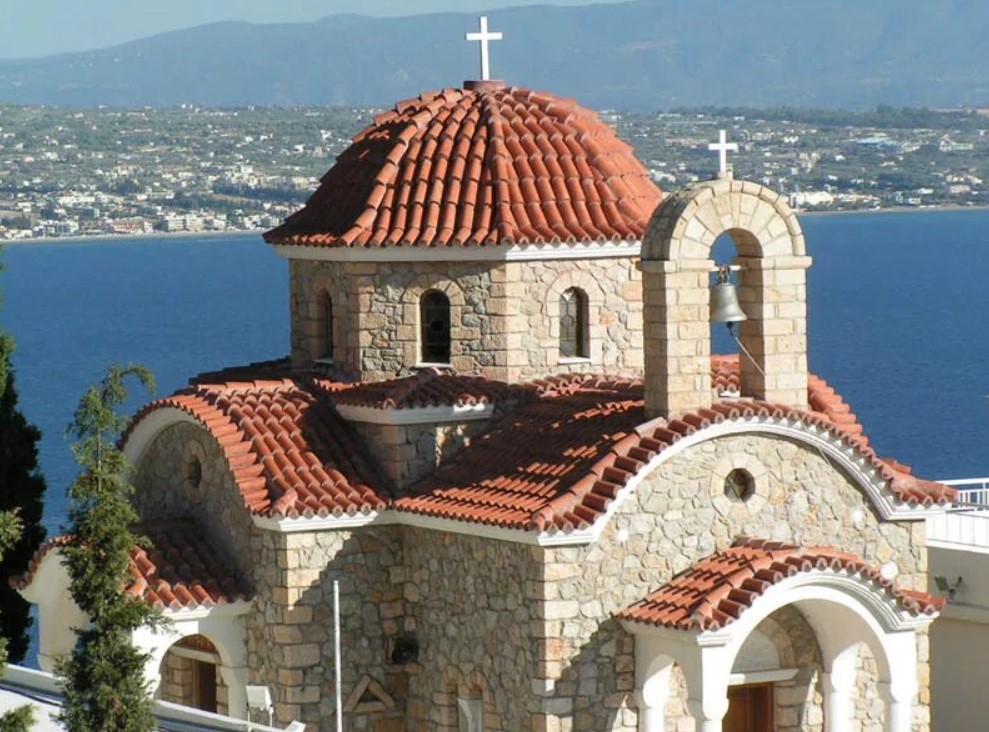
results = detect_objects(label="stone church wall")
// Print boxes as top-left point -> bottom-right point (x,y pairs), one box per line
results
401,528 -> 543,732
248,525 -> 406,731
350,419 -> 489,489
288,256 -> 643,383
131,421 -> 258,582
513,257 -> 643,378
533,433 -> 929,732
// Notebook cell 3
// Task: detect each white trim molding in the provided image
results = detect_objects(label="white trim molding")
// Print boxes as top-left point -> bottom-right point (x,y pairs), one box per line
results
334,402 -> 494,425
273,240 -> 642,263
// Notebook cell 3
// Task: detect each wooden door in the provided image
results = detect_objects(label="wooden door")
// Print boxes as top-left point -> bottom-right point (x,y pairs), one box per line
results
192,659 -> 218,713
724,683 -> 774,732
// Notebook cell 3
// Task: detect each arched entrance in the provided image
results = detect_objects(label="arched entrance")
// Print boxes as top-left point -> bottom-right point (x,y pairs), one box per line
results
619,540 -> 941,732
157,635 -> 225,715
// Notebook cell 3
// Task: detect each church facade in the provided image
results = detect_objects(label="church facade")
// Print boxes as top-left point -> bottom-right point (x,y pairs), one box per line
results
16,70 -> 952,732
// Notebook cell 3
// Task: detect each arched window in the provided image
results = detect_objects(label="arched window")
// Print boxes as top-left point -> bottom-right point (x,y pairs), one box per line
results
321,293 -> 334,360
559,287 -> 588,358
420,290 -> 451,364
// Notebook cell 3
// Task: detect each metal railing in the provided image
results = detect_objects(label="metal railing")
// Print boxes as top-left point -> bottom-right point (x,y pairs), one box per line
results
941,477 -> 989,509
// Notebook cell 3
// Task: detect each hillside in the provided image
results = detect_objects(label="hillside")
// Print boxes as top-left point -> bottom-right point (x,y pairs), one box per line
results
0,0 -> 987,110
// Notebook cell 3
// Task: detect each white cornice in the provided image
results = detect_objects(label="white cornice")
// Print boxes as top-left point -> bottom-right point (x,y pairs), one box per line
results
163,600 -> 253,621
252,511 -> 384,533
273,240 -> 641,263
250,507 -> 594,545
334,402 -> 494,425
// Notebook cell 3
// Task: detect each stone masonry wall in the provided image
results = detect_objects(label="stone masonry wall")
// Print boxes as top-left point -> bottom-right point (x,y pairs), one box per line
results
351,419 -> 489,489
533,433 -> 930,732
249,526 -> 406,731
402,529 -> 543,732
289,259 -> 355,371
514,258 -> 643,378
289,256 -> 644,383
131,422 -> 258,583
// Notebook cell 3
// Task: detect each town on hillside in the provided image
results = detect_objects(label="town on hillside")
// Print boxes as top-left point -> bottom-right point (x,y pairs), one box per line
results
1,103 -> 987,241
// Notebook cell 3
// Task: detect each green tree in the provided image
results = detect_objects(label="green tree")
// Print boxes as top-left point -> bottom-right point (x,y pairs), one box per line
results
57,364 -> 158,732
0,510 -> 35,732
0,254 -> 47,664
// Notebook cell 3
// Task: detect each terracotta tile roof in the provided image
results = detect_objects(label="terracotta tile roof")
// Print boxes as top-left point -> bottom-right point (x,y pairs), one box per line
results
394,360 -> 954,532
124,378 -> 391,519
12,521 -> 252,612
264,84 -> 662,248
394,375 -> 645,528
616,538 -> 943,631
326,368 -> 513,410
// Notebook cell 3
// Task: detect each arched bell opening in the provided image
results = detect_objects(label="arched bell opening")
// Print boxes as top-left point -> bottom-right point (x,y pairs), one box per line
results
709,232 -> 744,366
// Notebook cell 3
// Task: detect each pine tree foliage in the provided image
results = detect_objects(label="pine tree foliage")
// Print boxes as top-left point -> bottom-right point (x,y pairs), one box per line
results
0,510 -> 35,732
57,364 -> 159,732
0,255 -> 47,664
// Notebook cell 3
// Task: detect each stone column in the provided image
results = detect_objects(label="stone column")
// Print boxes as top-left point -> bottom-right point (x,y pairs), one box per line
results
880,631 -> 919,732
880,682 -> 914,732
822,670 -> 855,732
736,255 -> 812,408
640,259 -> 714,419
686,699 -> 728,732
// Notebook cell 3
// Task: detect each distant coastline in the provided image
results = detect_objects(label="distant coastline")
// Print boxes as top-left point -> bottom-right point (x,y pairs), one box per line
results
1,229 -> 262,247
799,204 -> 989,218
5,205 -> 989,247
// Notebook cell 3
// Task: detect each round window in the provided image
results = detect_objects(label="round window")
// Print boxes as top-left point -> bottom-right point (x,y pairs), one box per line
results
724,468 -> 755,502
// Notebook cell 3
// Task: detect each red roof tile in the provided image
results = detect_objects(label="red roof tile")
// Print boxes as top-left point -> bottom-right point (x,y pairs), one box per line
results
124,359 -> 952,530
124,378 -> 390,519
394,360 -> 954,532
264,84 -> 662,248
13,521 -> 252,611
616,538 -> 943,631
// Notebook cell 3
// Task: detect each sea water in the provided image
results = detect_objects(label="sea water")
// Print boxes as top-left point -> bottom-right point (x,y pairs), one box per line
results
2,210 -> 989,535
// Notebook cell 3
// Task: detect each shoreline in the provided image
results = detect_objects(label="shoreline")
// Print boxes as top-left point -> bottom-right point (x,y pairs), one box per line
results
0,228 -> 263,246
799,204 -> 989,218
3,205 -> 989,246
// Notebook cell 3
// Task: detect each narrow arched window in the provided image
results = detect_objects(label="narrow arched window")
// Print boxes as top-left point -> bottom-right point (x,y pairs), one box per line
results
559,287 -> 588,358
420,290 -> 451,364
320,292 -> 334,360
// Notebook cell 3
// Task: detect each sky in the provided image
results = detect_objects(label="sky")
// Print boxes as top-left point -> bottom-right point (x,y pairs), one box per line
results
0,0 -> 628,59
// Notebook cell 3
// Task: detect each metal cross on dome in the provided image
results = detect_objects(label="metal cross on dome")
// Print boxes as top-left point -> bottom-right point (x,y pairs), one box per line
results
708,129 -> 739,176
465,16 -> 503,81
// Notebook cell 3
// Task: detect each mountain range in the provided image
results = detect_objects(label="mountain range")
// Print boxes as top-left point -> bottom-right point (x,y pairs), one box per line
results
1,0 -> 988,111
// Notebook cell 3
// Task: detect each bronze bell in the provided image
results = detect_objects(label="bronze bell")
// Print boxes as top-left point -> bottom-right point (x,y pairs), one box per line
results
710,264 -> 747,324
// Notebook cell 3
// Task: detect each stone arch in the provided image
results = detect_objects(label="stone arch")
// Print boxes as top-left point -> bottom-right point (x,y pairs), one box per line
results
544,269 -> 604,363
642,178 -> 805,263
639,178 -> 812,417
156,634 -> 227,715
626,569 -> 933,732
434,666 -> 497,731
401,274 -> 467,369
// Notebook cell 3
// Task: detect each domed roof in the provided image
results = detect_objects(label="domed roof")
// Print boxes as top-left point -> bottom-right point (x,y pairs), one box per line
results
265,81 -> 662,249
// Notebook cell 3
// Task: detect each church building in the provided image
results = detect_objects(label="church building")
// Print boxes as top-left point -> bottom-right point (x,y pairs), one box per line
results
15,17 -> 954,732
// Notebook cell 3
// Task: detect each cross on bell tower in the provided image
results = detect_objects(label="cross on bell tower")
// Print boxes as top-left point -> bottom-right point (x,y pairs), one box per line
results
708,129 -> 739,179
465,16 -> 503,81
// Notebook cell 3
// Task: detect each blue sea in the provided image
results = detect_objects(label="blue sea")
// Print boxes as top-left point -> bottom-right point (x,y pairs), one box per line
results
2,211 -> 989,535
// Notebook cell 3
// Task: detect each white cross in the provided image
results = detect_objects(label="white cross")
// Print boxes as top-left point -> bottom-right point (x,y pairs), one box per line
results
465,16 -> 503,81
708,129 -> 739,176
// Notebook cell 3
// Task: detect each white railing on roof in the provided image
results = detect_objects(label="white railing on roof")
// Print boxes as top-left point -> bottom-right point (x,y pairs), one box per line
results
941,477 -> 989,509
927,510 -> 989,551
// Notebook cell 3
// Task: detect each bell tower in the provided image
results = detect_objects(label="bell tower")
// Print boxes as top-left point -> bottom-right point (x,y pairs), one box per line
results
639,175 -> 812,418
